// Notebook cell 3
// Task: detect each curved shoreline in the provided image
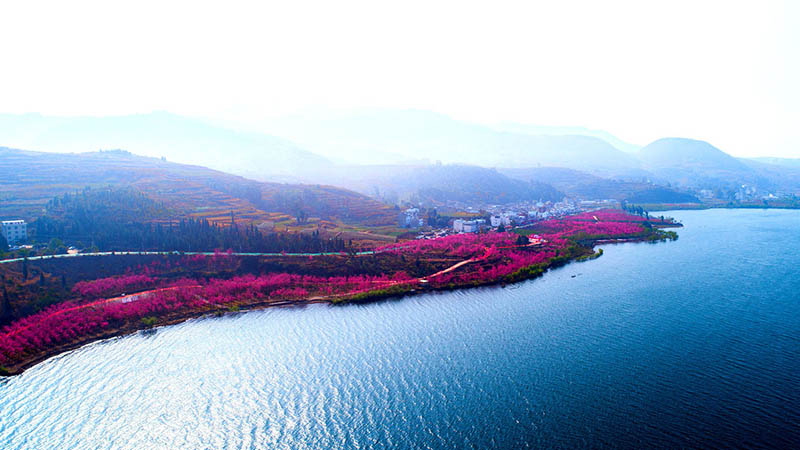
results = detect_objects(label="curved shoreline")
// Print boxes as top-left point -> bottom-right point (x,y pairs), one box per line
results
0,256 -> 575,376
1,228 -> 680,377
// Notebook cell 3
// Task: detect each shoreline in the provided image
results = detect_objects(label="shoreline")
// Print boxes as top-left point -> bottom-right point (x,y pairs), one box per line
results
0,297 -> 328,376
635,204 -> 800,212
0,232 -> 676,377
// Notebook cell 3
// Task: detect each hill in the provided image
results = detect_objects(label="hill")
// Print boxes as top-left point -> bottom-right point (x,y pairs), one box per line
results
260,109 -> 644,175
0,112 -> 330,180
637,138 -> 759,188
0,147 -> 397,228
491,122 -> 641,153
639,138 -> 749,172
296,164 -> 564,205
500,167 -> 699,203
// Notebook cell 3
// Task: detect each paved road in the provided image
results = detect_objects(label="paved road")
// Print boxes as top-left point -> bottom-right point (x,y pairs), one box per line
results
0,250 -> 381,265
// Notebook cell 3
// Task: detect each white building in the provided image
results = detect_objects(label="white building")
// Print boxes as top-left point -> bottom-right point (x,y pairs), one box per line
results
399,208 -> 423,228
462,221 -> 480,233
1,220 -> 27,244
454,218 -> 487,233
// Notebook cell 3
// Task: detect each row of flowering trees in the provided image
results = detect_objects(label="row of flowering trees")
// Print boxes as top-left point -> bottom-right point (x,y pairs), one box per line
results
374,232 -> 520,258
70,251 -> 240,300
72,274 -> 158,299
429,249 -> 558,286
0,270 -> 421,366
531,216 -> 647,241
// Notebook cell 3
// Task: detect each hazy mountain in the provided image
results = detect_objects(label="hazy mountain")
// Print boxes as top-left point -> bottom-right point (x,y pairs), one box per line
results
492,122 -> 641,153
0,112 -> 330,181
295,164 -> 563,206
637,138 -> 762,188
5,110 -> 797,199
639,138 -> 748,171
501,167 -> 699,203
259,109 -> 644,175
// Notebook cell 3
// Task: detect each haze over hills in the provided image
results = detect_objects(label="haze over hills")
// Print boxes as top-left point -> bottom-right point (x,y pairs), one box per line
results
258,109 -> 645,175
295,164 -> 564,206
639,138 -> 749,172
259,110 -> 800,195
0,112 -> 331,180
500,167 -> 700,204
2,110 -> 800,204
636,138 -> 790,190
491,122 -> 641,154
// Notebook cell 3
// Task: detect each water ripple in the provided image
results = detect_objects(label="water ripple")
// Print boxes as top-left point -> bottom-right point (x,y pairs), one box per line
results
1,210 -> 800,448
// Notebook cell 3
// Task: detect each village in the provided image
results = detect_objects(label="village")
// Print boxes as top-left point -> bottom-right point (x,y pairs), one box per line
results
397,198 -> 622,241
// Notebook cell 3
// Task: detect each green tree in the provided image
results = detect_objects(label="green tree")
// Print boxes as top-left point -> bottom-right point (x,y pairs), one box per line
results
47,238 -> 67,255
1,275 -> 11,321
1,285 -> 11,320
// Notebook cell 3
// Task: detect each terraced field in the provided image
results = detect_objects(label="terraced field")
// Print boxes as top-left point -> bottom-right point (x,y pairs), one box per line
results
0,147 -> 397,230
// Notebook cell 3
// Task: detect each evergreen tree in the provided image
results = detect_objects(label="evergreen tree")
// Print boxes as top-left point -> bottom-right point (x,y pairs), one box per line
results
1,283 -> 11,320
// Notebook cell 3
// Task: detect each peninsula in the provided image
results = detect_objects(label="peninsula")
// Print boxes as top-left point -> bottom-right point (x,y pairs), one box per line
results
0,209 -> 679,375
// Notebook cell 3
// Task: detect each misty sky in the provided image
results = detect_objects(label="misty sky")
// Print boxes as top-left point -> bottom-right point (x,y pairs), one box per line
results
2,1 -> 798,158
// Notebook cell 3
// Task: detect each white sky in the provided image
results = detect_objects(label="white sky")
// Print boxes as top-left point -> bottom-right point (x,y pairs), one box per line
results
1,0 -> 798,157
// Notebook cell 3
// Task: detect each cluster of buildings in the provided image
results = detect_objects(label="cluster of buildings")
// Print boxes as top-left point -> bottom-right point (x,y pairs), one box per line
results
489,214 -> 519,228
448,200 -> 582,234
1,219 -> 27,245
487,200 -> 579,222
734,184 -> 760,202
399,199 -> 612,237
697,185 -> 793,203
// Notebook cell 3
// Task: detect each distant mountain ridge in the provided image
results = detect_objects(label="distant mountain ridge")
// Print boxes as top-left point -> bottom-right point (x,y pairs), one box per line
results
0,112 -> 331,180
295,164 -> 564,205
2,110 -> 799,200
639,138 -> 749,172
637,138 -> 784,190
259,109 -> 644,175
500,167 -> 699,204
491,122 -> 641,153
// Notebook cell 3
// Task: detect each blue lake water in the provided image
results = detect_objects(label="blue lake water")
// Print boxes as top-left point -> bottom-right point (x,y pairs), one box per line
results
1,209 -> 799,449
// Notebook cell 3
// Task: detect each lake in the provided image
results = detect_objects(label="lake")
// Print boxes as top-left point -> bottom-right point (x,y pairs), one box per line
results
1,209 -> 799,449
